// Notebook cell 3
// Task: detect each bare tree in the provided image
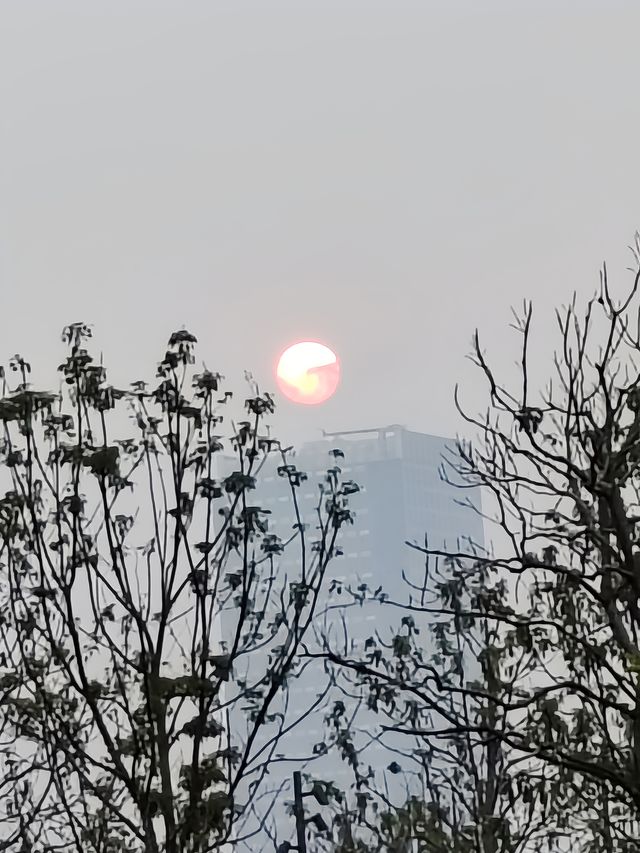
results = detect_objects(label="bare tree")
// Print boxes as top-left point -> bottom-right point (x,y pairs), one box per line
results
316,243 -> 640,851
0,323 -> 354,852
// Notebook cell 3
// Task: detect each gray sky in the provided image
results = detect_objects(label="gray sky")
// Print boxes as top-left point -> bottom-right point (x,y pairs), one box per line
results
2,0 -> 640,447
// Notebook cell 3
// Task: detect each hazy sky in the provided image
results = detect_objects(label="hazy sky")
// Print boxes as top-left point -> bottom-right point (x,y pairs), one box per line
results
2,0 -> 640,447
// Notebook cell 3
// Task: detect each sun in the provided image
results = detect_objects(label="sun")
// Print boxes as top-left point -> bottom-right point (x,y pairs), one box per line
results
276,341 -> 340,405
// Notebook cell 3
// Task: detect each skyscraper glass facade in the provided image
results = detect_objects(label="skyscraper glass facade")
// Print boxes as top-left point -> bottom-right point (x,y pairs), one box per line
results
219,425 -> 484,847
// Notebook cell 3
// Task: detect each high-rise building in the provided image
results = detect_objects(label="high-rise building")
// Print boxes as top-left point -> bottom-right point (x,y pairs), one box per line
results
219,425 -> 484,847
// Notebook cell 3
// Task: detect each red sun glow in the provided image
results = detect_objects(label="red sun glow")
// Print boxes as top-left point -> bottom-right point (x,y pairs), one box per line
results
276,341 -> 340,405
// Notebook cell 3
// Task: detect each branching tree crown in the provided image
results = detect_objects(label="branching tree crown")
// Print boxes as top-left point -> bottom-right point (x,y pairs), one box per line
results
316,251 -> 640,852
0,324 -> 354,853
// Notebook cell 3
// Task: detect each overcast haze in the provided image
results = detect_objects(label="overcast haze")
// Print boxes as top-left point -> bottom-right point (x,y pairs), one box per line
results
2,0 -> 640,446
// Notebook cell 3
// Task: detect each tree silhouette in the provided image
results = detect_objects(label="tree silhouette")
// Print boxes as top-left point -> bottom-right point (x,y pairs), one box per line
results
317,244 -> 640,851
0,323 -> 353,852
